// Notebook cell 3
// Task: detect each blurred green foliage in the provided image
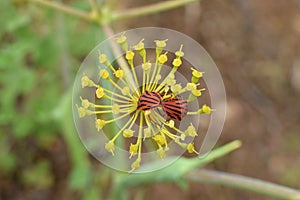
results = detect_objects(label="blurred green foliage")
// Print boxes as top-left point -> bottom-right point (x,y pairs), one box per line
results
0,1 -> 106,199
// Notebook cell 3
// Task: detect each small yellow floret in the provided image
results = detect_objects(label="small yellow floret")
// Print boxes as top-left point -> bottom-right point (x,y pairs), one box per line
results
100,69 -> 109,79
126,51 -> 135,60
81,97 -> 90,109
112,104 -> 120,114
134,39 -> 145,51
172,58 -> 182,67
167,120 -> 175,128
129,143 -> 139,158
81,75 -> 95,88
153,134 -> 166,146
157,146 -> 165,159
99,54 -> 107,63
122,86 -> 130,96
144,127 -> 151,138
192,89 -> 202,97
185,123 -> 198,136
166,76 -> 176,86
123,129 -> 134,138
200,104 -> 212,114
95,119 -> 106,131
114,69 -> 124,78
77,105 -> 86,118
187,142 -> 199,154
105,140 -> 115,155
191,68 -> 203,78
155,39 -> 168,48
115,33 -> 127,44
158,54 -> 168,64
171,84 -> 182,93
187,83 -> 197,91
96,87 -> 104,98
142,62 -> 151,72
130,157 -> 141,172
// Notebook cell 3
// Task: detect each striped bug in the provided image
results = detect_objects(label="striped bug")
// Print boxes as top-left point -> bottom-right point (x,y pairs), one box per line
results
162,96 -> 188,121
137,90 -> 188,121
137,91 -> 162,111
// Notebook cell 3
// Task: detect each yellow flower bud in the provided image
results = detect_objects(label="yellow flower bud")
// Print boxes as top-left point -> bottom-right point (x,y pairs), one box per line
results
191,68 -> 203,78
192,89 -> 202,97
114,69 -> 124,78
187,83 -> 197,91
166,76 -> 176,86
134,39 -> 144,51
171,84 -> 182,93
175,50 -> 184,57
77,106 -> 86,118
144,127 -> 151,138
185,123 -> 198,136
130,157 -> 141,171
153,134 -> 166,146
180,133 -> 186,141
100,69 -> 109,79
105,140 -> 115,155
96,87 -> 104,98
158,54 -> 168,64
95,119 -> 106,131
99,54 -> 107,64
81,75 -> 95,88
200,104 -> 212,114
129,143 -> 138,157
142,62 -> 151,72
175,45 -> 184,57
121,86 -> 130,96
155,74 -> 162,81
115,34 -> 127,44
167,120 -> 175,128
187,142 -> 199,154
125,51 -> 135,60
157,146 -> 165,159
112,104 -> 120,114
155,39 -> 167,48
172,58 -> 182,67
81,97 -> 90,109
123,129 -> 134,138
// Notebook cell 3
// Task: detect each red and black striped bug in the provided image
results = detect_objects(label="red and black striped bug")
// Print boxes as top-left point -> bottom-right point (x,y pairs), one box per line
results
137,90 -> 188,121
137,91 -> 162,111
162,96 -> 188,121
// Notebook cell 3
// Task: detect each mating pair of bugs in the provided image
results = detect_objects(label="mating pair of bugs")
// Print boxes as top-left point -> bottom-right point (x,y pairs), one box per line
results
137,90 -> 187,121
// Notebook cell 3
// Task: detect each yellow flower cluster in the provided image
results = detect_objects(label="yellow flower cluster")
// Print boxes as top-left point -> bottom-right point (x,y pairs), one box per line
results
76,33 -> 213,172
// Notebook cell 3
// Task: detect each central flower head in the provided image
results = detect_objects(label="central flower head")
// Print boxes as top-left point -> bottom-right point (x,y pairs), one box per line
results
76,33 -> 213,172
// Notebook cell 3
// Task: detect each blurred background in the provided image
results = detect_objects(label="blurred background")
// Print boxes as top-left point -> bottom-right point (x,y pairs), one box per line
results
1,0 -> 300,199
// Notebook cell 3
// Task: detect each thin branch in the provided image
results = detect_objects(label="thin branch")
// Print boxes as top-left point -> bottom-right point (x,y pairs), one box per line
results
111,0 -> 202,21
30,0 -> 92,21
185,169 -> 300,200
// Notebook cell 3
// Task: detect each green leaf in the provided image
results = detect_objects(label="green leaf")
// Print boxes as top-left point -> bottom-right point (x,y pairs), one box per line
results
115,140 -> 242,188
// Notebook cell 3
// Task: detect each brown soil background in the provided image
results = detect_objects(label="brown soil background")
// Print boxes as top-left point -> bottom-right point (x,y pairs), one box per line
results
114,0 -> 300,199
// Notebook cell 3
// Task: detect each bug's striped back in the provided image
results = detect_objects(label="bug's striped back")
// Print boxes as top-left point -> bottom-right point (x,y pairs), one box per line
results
162,97 -> 188,120
137,91 -> 162,111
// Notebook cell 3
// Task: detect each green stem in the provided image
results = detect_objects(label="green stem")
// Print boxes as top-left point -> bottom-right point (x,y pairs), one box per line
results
30,0 -> 92,21
185,169 -> 300,200
111,0 -> 202,21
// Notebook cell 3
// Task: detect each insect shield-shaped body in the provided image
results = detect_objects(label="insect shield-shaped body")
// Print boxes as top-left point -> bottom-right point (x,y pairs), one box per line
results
137,91 -> 162,111
162,96 -> 188,121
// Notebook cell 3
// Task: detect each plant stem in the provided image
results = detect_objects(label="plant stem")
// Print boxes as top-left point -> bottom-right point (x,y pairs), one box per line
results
30,0 -> 92,21
185,169 -> 300,200
111,0 -> 202,21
